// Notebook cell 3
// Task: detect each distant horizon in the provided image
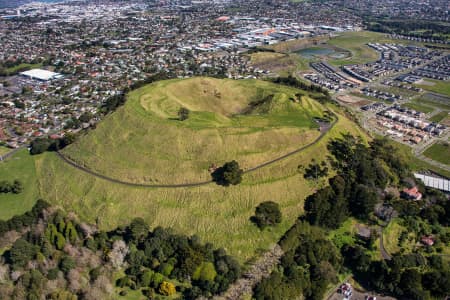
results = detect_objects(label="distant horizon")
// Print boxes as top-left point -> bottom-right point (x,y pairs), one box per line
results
0,0 -> 66,9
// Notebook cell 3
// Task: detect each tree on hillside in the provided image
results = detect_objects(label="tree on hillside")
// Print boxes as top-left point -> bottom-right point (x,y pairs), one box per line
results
301,159 -> 329,181
128,218 -> 149,241
178,107 -> 190,121
251,201 -> 282,229
211,160 -> 243,186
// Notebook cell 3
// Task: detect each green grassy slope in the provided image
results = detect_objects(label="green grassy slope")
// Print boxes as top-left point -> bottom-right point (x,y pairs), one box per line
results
33,107 -> 365,262
63,78 -> 325,185
0,149 -> 39,219
0,78 -> 368,262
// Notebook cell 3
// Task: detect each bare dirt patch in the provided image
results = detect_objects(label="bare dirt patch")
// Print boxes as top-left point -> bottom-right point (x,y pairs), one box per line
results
337,95 -> 371,107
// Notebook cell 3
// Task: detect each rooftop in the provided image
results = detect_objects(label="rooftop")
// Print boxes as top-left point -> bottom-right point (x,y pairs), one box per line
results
20,69 -> 62,81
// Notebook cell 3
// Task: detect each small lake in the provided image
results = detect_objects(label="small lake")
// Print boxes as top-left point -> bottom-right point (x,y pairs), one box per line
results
296,47 -> 349,59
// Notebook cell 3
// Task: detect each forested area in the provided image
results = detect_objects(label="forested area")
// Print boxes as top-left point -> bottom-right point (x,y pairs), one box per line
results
270,76 -> 332,103
254,136 -> 450,300
365,18 -> 450,41
0,201 -> 240,299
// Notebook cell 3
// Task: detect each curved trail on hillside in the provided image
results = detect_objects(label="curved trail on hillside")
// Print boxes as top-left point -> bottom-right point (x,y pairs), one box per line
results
56,114 -> 338,188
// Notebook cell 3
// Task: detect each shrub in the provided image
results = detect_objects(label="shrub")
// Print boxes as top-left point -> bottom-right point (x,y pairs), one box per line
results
251,201 -> 282,229
212,160 -> 243,186
159,281 -> 176,296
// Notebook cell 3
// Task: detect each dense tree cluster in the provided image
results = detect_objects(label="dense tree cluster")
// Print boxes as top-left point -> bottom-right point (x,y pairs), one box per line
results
109,218 -> 241,299
301,159 -> 329,181
251,201 -> 282,230
343,246 -> 450,299
305,135 -> 408,229
0,199 -> 49,236
30,133 -> 77,155
270,76 -> 331,103
211,160 -> 244,186
0,203 -> 240,299
0,179 -> 23,194
254,135 -> 450,300
254,222 -> 342,300
365,18 -> 450,41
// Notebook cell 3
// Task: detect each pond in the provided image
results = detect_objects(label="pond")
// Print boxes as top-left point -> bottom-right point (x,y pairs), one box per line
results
296,47 -> 349,59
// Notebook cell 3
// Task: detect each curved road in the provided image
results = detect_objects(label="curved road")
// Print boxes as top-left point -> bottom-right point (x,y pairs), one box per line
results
56,113 -> 338,188
378,226 -> 392,260
0,147 -> 23,161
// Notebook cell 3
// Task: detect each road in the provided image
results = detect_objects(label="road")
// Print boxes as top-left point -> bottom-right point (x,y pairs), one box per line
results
0,147 -> 22,161
328,286 -> 396,300
378,226 -> 392,260
55,112 -> 338,188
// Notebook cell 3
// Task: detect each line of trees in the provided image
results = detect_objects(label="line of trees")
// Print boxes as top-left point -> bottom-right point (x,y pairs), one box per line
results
365,18 -> 450,40
30,132 -> 76,155
270,76 -> 332,103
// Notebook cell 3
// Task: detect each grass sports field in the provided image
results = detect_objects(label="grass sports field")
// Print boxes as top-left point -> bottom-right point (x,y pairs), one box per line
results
429,111 -> 449,123
416,79 -> 450,97
388,139 -> 450,178
423,142 -> 450,165
0,78 -> 368,262
403,101 -> 434,114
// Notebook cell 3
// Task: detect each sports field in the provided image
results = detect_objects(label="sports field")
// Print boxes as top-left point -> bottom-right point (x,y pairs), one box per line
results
416,79 -> 450,97
423,142 -> 450,165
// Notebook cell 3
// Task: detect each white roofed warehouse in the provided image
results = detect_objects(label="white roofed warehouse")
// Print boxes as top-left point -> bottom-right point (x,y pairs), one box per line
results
20,69 -> 63,81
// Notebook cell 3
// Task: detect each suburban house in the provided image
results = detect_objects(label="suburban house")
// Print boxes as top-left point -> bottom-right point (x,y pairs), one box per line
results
421,235 -> 435,246
401,186 -> 422,200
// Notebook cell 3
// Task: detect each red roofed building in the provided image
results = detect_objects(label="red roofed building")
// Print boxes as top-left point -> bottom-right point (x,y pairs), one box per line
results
216,16 -> 230,22
401,186 -> 422,201
421,236 -> 434,246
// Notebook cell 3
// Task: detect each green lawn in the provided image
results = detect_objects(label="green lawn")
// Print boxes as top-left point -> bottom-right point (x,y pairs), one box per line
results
416,79 -> 450,97
0,149 -> 39,220
429,111 -> 449,123
423,142 -> 450,165
403,102 -> 434,114
1,63 -> 43,76
384,219 -> 418,255
415,96 -> 450,111
327,218 -> 357,249
388,139 -> 450,178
